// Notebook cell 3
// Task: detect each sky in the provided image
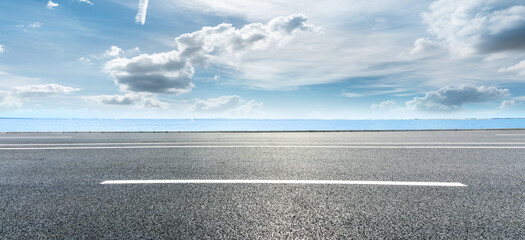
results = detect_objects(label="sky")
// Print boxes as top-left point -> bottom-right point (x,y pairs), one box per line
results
0,0 -> 524,119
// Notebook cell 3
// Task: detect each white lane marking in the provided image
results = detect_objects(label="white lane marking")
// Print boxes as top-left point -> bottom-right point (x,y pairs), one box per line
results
100,179 -> 467,187
0,136 -> 72,139
497,134 -> 525,136
2,145 -> 525,150
1,141 -> 525,146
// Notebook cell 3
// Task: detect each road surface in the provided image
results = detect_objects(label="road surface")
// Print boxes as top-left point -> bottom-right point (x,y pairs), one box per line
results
1,130 -> 524,239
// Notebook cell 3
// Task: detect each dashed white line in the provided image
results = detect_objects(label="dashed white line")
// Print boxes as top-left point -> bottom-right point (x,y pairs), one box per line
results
100,179 -> 467,187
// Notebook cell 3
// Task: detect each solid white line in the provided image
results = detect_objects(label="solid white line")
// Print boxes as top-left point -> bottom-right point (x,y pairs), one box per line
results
497,134 -> 525,136
2,145 -> 525,150
100,179 -> 467,187
2,141 -> 525,146
0,136 -> 72,139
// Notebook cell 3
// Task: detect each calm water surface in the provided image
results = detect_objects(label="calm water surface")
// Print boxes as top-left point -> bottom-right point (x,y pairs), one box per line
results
1,118 -> 524,132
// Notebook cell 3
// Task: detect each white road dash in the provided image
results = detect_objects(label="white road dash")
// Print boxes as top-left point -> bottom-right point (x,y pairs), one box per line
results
2,145 -> 525,150
100,179 -> 467,187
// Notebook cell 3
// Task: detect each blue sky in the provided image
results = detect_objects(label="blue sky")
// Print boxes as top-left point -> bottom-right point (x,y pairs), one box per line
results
0,0 -> 524,119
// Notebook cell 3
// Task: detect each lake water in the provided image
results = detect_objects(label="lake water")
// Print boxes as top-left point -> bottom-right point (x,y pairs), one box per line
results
0,118 -> 524,132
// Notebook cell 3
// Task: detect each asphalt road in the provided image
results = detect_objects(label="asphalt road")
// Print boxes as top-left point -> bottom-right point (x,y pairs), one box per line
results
1,130 -> 524,239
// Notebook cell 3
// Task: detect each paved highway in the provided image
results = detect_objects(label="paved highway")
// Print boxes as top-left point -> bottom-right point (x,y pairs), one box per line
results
1,130 -> 524,239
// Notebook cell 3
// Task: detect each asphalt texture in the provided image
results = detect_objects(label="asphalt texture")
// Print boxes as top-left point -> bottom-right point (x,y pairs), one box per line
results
1,130 -> 524,239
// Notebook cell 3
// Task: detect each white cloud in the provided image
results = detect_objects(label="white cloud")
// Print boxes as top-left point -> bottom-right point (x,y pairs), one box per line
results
135,0 -> 149,25
84,92 -> 169,108
0,45 -> 4,54
13,84 -> 81,96
104,46 -> 123,58
0,84 -> 81,109
342,93 -> 362,98
514,96 -> 525,101
28,22 -> 42,28
79,0 -> 93,5
409,38 -> 444,56
499,60 -> 525,75
499,99 -> 519,109
406,85 -> 509,111
78,57 -> 91,62
104,50 -> 195,94
0,91 -> 21,108
165,0 -> 425,23
47,1 -> 59,9
371,100 -> 396,109
422,0 -> 525,57
344,88 -> 415,98
104,14 -> 315,94
190,95 -> 262,114
126,0 -> 524,92
0,71 -> 42,88
79,46 -> 140,63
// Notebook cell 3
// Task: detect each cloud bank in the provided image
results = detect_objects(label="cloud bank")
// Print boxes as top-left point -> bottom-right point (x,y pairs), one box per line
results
104,14 -> 315,94
135,0 -> 149,25
406,86 -> 509,111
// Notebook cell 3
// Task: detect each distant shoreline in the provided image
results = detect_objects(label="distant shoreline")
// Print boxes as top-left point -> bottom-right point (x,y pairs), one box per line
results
1,117 -> 525,120
2,128 -> 525,134
2,118 -> 523,132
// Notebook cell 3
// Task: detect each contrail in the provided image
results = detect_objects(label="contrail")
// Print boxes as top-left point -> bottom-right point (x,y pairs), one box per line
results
135,0 -> 149,25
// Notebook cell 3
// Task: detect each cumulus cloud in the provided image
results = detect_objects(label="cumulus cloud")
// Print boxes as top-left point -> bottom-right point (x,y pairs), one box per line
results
371,100 -> 396,109
422,0 -> 525,56
406,85 -> 509,111
499,60 -> 525,75
499,99 -> 519,109
135,0 -> 149,25
104,50 -> 195,94
84,93 -> 169,108
190,95 -> 262,113
79,0 -> 93,5
104,14 -> 315,94
104,46 -> 123,58
47,1 -> 59,9
0,45 -> 4,54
